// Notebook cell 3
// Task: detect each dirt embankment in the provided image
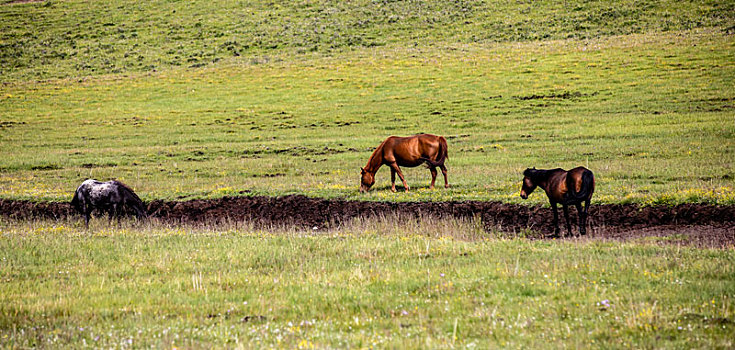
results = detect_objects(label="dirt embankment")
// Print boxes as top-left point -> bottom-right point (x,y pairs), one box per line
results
1,196 -> 733,246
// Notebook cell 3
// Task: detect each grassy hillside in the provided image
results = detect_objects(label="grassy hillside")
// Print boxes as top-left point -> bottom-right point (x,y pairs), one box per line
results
1,218 -> 733,348
1,0 -> 733,82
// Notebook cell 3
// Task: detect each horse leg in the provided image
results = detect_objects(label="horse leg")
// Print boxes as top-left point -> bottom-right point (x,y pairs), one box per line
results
429,167 -> 437,190
108,205 -> 116,225
575,202 -> 585,236
78,201 -> 90,229
562,204 -> 572,237
551,202 -> 560,237
440,165 -> 449,188
583,199 -> 591,235
390,168 -> 397,192
115,204 -> 122,225
389,163 -> 409,192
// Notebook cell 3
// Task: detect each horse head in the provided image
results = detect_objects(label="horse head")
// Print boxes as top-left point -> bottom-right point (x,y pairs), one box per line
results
359,167 -> 375,193
520,168 -> 537,199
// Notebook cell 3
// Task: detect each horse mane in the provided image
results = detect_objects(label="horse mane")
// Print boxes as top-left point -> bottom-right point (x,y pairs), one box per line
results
364,139 -> 386,172
111,180 -> 147,217
111,180 -> 137,196
523,168 -> 560,182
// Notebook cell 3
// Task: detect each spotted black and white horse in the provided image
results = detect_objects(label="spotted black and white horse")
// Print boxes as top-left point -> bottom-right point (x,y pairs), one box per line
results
71,179 -> 148,227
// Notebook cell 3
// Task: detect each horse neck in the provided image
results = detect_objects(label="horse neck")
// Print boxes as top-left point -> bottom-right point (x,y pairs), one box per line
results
531,170 -> 552,191
364,142 -> 384,174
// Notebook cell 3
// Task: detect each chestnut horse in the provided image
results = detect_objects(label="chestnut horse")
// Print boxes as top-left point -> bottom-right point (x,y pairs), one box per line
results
520,167 -> 594,237
360,134 -> 448,193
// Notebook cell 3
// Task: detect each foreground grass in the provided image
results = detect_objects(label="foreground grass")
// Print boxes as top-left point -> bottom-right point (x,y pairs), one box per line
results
0,218 -> 733,348
1,30 -> 734,205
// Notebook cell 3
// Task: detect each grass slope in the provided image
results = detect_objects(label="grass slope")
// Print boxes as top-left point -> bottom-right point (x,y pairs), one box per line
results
1,31 -> 734,204
0,219 -> 733,348
1,0 -> 733,82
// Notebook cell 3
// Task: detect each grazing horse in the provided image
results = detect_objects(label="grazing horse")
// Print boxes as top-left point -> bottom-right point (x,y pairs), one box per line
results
360,134 -> 449,193
520,167 -> 595,237
71,179 -> 147,228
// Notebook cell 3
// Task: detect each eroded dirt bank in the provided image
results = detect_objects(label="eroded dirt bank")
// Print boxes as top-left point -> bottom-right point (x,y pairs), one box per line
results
1,195 -> 733,246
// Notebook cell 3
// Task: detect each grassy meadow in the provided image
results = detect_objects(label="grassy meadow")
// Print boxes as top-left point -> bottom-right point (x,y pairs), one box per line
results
2,0 -> 732,82
0,218 -> 733,348
0,0 -> 734,205
0,31 -> 734,204
1,1 -> 735,348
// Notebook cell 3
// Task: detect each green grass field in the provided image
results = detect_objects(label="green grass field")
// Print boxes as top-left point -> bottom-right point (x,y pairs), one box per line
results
2,0 -> 732,82
1,0 -> 734,205
1,218 -> 733,348
1,1 -> 734,348
1,30 -> 734,204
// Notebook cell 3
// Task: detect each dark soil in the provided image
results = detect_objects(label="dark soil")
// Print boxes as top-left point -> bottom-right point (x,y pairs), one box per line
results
1,195 -> 733,247
3,0 -> 44,5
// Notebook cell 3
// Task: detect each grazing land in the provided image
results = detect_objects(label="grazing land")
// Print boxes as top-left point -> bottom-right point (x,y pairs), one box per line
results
2,0 -> 732,82
1,0 -> 734,348
1,2 -> 734,204
1,218 -> 734,348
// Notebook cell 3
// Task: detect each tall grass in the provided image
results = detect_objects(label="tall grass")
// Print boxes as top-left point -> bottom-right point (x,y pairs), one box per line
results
0,218 -> 732,348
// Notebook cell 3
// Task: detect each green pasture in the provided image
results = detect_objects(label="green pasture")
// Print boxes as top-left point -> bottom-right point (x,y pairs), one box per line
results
1,218 -> 733,348
1,2 -> 735,348
1,30 -> 734,204
1,0 -> 732,82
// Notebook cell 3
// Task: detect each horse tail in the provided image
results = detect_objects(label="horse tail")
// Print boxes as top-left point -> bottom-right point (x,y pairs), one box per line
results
437,136 -> 448,165
115,181 -> 148,218
569,169 -> 595,201
71,187 -> 83,213
422,136 -> 449,168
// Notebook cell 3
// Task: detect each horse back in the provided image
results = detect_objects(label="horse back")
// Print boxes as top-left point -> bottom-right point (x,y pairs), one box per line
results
369,134 -> 448,168
419,134 -> 448,167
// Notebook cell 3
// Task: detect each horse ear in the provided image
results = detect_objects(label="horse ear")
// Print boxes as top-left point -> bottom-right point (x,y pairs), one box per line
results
360,167 -> 365,173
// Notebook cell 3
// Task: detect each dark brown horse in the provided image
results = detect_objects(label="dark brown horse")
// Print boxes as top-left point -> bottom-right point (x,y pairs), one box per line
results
360,134 -> 449,193
520,167 -> 595,237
